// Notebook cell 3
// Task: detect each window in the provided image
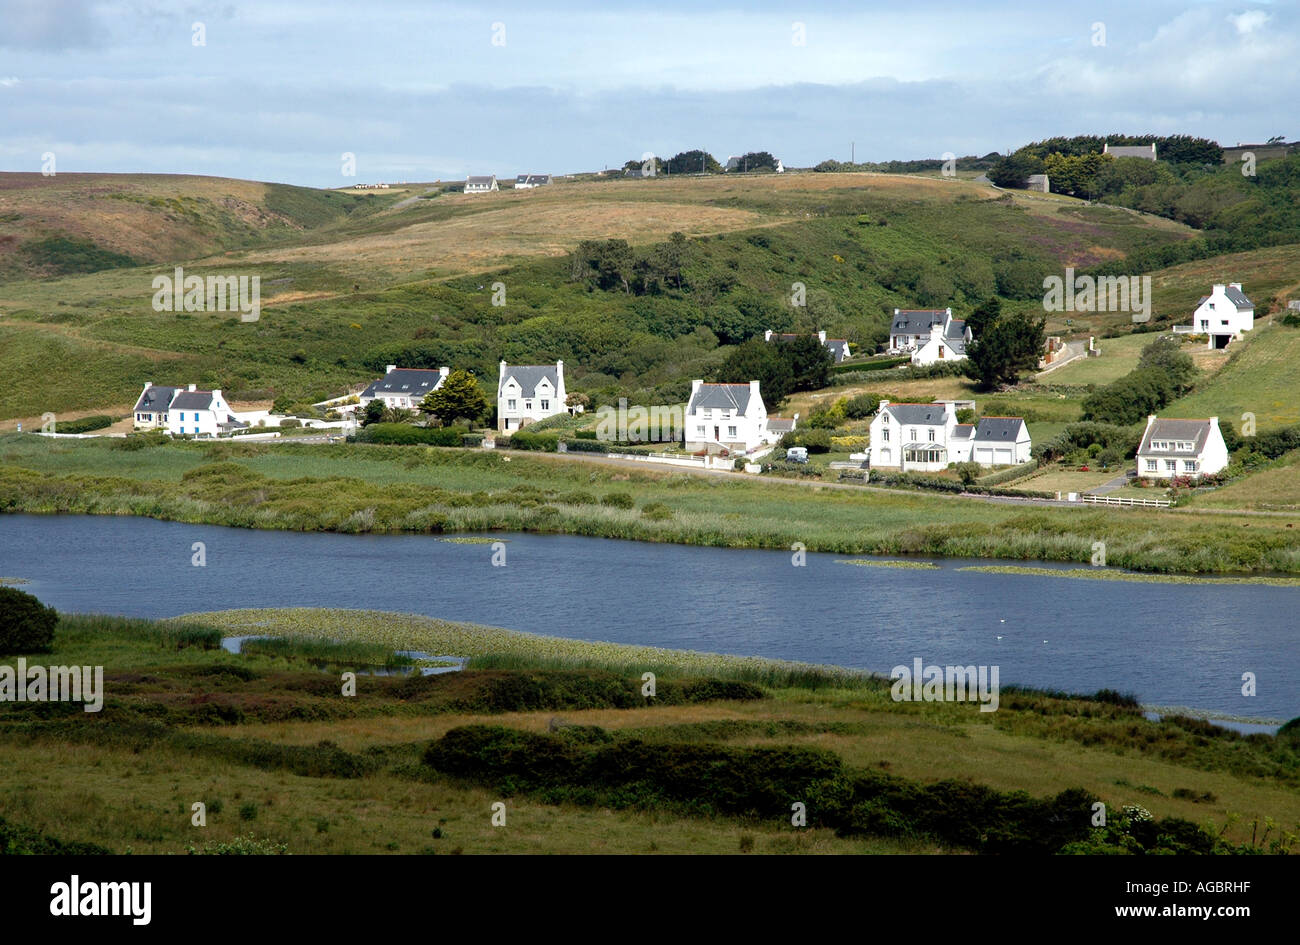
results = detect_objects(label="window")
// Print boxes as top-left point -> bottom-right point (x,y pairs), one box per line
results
1145,459 -> 1157,472
1200,320 -> 1208,329
910,429 -> 917,440
508,399 -> 516,410
1184,460 -> 1198,472
882,413 -> 889,423
928,429 -> 935,442
696,426 -> 705,436
728,426 -> 737,438
525,401 -> 532,410
882,429 -> 889,442
540,400 -> 549,410
703,408 -> 712,418
1165,460 -> 1177,471
938,346 -> 945,359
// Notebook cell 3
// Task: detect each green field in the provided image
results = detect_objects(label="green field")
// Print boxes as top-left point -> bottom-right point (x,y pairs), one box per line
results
1162,324 -> 1300,429
1,607 -> 1294,855
3,434 -> 1299,574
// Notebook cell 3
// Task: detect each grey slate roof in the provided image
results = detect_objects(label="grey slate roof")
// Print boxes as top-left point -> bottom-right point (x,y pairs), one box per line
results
882,403 -> 949,425
767,417 -> 796,434
515,174 -> 550,185
500,365 -> 559,398
825,339 -> 850,362
943,318 -> 969,354
1138,418 -> 1214,456
363,368 -> 446,399
466,176 -> 495,187
133,385 -> 177,414
688,383 -> 752,414
973,417 -> 1026,443
892,310 -> 948,335
952,424 -> 975,439
170,390 -> 215,410
1197,286 -> 1253,308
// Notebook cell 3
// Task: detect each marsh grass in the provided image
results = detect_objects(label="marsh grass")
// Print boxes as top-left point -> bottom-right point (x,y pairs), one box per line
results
238,635 -> 415,668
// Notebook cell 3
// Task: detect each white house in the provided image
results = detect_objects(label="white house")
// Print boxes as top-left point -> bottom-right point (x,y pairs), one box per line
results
514,174 -> 551,189
132,383 -> 240,437
868,401 -> 958,472
1189,283 -> 1254,349
359,365 -> 449,411
684,380 -> 769,454
498,360 -> 567,432
465,175 -> 498,193
1136,415 -> 1229,480
888,309 -> 972,365
970,417 -> 1032,466
764,329 -> 851,363
869,401 -> 1029,471
1103,142 -> 1157,161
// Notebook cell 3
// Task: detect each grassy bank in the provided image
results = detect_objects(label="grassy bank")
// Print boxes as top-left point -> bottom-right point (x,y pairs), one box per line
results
3,434 -> 1300,574
0,608 -> 1295,855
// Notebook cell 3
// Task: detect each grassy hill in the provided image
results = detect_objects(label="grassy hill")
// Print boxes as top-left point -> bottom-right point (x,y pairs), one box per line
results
0,172 -> 388,283
0,170 -> 1197,422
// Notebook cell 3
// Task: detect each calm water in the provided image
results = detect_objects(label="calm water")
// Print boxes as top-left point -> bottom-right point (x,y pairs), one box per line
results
1,514 -> 1296,719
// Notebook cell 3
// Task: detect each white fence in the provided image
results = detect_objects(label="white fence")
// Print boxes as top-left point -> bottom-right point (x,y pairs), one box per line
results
1078,494 -> 1171,508
1171,325 -> 1197,334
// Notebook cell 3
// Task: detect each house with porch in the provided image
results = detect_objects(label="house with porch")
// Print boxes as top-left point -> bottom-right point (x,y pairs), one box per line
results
497,360 -> 567,432
868,401 -> 1029,471
888,308 -> 972,365
684,380 -> 769,454
1136,416 -> 1229,480
1186,283 -> 1254,349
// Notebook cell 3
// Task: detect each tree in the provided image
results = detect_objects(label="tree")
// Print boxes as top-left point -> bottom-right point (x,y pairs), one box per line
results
566,391 -> 592,412
665,150 -> 722,175
360,400 -> 385,426
1137,335 -> 1197,395
0,587 -> 57,653
966,296 -> 1001,339
954,462 -> 982,486
987,152 -> 1046,188
785,334 -> 834,392
421,370 -> 489,426
964,312 -> 1046,389
731,151 -> 777,171
717,337 -> 794,403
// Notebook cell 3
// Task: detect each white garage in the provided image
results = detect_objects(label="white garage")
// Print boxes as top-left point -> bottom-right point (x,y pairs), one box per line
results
971,418 -> 1031,468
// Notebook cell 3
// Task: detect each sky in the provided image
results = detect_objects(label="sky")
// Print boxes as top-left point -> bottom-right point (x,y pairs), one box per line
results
0,0 -> 1296,187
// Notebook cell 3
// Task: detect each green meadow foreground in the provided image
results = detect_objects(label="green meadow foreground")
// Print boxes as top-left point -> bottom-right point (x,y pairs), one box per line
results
1,608 -> 1296,855
2,434 -> 1299,575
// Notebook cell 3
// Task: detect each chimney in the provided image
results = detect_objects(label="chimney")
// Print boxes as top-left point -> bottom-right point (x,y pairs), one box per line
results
1210,416 -> 1219,429
143,381 -> 152,389
1229,283 -> 1242,291
213,389 -> 222,401
188,383 -> 196,392
763,329 -> 773,342
439,366 -> 449,378
500,359 -> 507,377
818,330 -> 826,344
750,379 -> 761,405
1212,284 -> 1225,294
386,364 -> 396,374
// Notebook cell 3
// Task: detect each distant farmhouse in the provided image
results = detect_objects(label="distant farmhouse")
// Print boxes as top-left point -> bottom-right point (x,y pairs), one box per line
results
360,365 -> 450,411
465,175 -> 498,193
1182,283 -> 1254,349
1137,416 -> 1228,479
684,380 -> 770,454
888,308 -> 972,365
132,383 -> 246,438
868,401 -> 1030,472
498,360 -> 567,432
1103,142 -> 1157,161
514,174 -> 551,189
1026,174 -> 1050,193
764,329 -> 851,363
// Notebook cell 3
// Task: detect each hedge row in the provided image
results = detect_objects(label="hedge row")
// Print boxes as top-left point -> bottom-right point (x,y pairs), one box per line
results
56,415 -> 115,434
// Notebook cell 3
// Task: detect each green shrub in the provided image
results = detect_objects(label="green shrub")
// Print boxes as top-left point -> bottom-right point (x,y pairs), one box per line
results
508,430 -> 560,451
780,428 -> 832,453
841,393 -> 882,419
0,588 -> 57,654
601,492 -> 635,509
56,415 -> 114,434
357,423 -> 465,446
461,433 -> 485,447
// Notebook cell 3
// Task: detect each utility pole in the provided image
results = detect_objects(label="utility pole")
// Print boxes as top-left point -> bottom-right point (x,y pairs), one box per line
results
851,141 -> 855,163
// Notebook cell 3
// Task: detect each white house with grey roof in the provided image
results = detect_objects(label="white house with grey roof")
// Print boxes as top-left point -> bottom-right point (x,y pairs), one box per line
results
514,174 -> 551,189
465,175 -> 498,193
970,417 -> 1032,466
888,308 -> 972,365
764,330 -> 851,363
684,379 -> 769,454
1136,415 -> 1228,480
1188,283 -> 1254,349
133,382 -> 240,437
359,365 -> 450,412
498,360 -> 567,432
1103,142 -> 1157,161
869,401 -> 1029,471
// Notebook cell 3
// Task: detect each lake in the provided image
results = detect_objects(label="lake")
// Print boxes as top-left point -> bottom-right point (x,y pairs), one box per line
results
1,514 -> 1295,720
